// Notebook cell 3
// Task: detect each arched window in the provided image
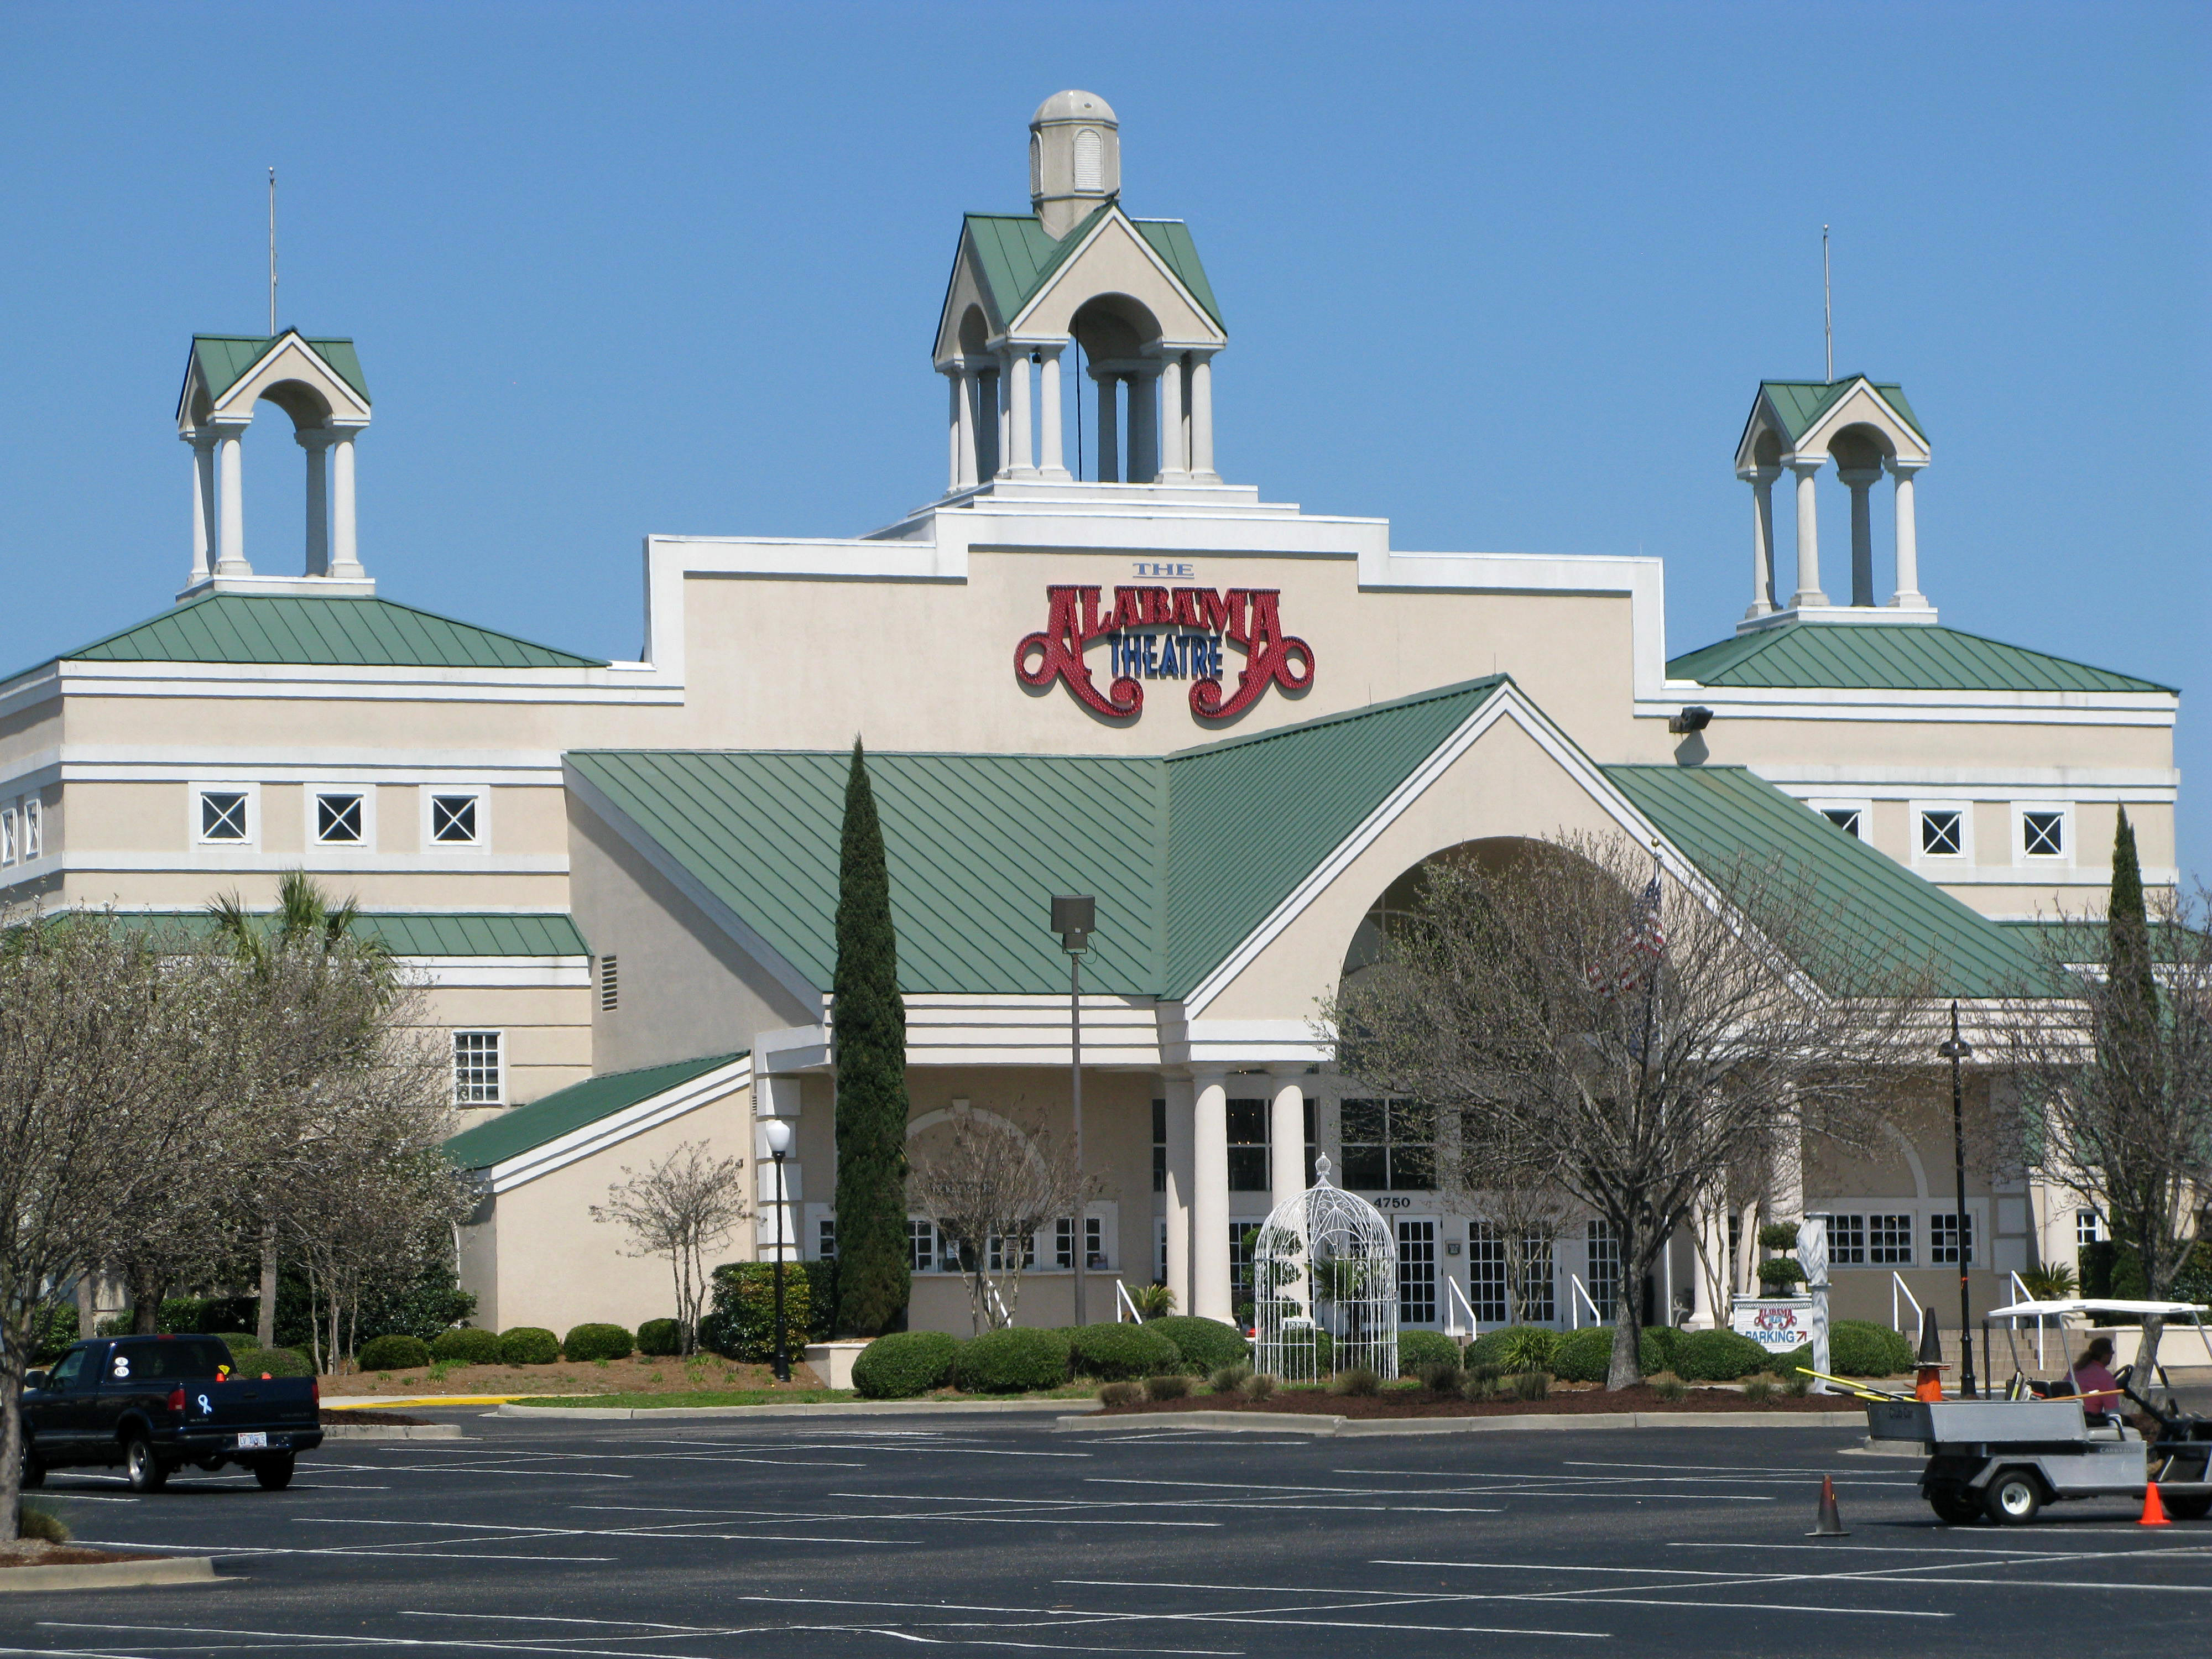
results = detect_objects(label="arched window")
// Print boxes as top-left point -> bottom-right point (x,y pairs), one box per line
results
1073,128 -> 1102,192
1030,133 -> 1042,197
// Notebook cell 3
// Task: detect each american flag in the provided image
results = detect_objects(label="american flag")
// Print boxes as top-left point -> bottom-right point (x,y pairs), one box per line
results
1590,873 -> 1666,994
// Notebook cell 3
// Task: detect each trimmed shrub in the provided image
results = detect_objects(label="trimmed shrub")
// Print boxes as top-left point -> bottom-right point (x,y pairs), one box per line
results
563,1323 -> 634,1362
1145,1373 -> 1191,1401
1068,1322 -> 1183,1380
637,1318 -> 686,1357
1830,1319 -> 1914,1378
1397,1331 -> 1461,1375
1331,1366 -> 1380,1397
1551,1326 -> 1613,1383
228,1345 -> 312,1378
852,1331 -> 962,1399
1466,1324 -> 1558,1372
1772,1341 -> 1813,1379
1673,1328 -> 1770,1381
430,1327 -> 503,1365
1757,1220 -> 1801,1252
357,1334 -> 431,1371
954,1326 -> 1070,1394
1144,1316 -> 1249,1373
499,1327 -> 562,1366
1097,1379 -> 1142,1407
699,1263 -> 815,1363
1640,1324 -> 1681,1373
1756,1258 -> 1808,1291
16,1501 -> 68,1544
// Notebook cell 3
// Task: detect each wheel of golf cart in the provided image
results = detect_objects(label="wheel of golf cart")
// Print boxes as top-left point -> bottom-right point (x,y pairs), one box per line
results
2164,1494 -> 2212,1521
1928,1488 -> 1980,1525
124,1434 -> 168,1493
18,1441 -> 43,1490
1983,1468 -> 2042,1525
252,1453 -> 295,1491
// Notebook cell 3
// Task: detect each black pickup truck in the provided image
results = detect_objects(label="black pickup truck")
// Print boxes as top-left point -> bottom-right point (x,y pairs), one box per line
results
20,1334 -> 322,1491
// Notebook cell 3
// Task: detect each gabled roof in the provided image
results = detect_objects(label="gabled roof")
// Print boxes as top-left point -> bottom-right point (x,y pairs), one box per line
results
190,334 -> 371,404
1604,764 -> 2051,998
1667,621 -> 2174,695
1758,376 -> 1924,445
113,912 -> 589,957
957,206 -> 1224,333
29,592 -> 604,677
445,1052 -> 743,1171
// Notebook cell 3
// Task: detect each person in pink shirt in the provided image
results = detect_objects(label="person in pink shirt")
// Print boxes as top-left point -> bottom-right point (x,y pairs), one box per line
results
2067,1335 -> 2121,1415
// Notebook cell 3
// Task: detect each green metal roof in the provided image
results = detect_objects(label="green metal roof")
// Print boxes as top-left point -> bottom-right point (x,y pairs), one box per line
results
118,912 -> 588,957
445,1052 -> 743,1170
191,333 -> 371,404
36,593 -> 604,675
1758,376 -> 1924,444
1667,622 -> 2174,695
959,207 -> 1223,332
1161,679 -> 1504,991
1604,764 -> 2051,999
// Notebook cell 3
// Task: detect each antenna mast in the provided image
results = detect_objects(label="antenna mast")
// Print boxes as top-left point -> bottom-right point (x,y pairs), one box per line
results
1822,224 -> 1832,382
268,168 -> 278,336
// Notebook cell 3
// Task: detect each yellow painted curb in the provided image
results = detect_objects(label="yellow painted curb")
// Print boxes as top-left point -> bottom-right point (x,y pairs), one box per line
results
321,1395 -> 530,1409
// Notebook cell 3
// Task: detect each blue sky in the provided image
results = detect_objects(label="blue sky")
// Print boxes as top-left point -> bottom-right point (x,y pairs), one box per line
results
2,2 -> 2205,880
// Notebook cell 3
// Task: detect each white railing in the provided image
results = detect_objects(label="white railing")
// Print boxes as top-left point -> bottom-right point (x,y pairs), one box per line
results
1443,1276 -> 1480,1342
1568,1275 -> 1606,1328
1114,1279 -> 1142,1324
1890,1272 -> 1922,1335
987,1279 -> 1011,1327
2006,1271 -> 2046,1368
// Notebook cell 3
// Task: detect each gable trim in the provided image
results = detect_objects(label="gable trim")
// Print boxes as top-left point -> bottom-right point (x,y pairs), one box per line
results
1003,206 -> 1227,347
484,1054 -> 754,1193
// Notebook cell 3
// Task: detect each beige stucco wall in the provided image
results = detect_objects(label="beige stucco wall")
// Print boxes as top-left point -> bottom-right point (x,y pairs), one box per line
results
424,982 -> 594,1109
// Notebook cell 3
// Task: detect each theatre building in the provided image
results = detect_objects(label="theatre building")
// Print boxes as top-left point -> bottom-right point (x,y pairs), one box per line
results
0,93 -> 2180,1342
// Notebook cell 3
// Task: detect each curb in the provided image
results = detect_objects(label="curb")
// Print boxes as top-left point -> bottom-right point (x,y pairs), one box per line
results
322,1396 -> 525,1410
1058,1408 -> 1867,1437
321,1423 -> 465,1441
0,1556 -> 219,1594
500,1397 -> 1105,1421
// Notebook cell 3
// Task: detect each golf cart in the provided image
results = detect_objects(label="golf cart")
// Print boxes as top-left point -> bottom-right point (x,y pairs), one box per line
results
1863,1298 -> 2212,1525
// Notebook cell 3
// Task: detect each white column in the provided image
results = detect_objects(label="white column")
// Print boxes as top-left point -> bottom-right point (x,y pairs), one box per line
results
1005,349 -> 1035,477
1887,458 -> 1927,608
1191,1072 -> 1232,1323
1162,1078 -> 1195,1317
1687,1202 -> 1720,1330
1787,458 -> 1826,609
1188,351 -> 1217,482
990,369 -> 1009,480
946,369 -> 964,492
299,430 -> 332,576
215,424 -> 249,576
1037,345 -> 1068,479
1840,465 -> 1880,607
1094,371 -> 1120,483
1742,466 -> 1778,619
1267,1070 -> 1306,1218
1156,354 -> 1188,482
329,431 -> 363,580
1128,369 -> 1159,483
184,431 -> 216,586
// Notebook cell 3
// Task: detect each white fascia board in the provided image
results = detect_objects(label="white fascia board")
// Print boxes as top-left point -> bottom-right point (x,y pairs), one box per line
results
1753,765 -> 2177,797
47,749 -> 566,784
1361,550 -> 1668,701
1169,1019 -> 1334,1068
1793,380 -> 1930,464
0,664 -> 62,719
1919,863 -> 2178,888
1003,207 -> 1226,348
399,959 -> 591,988
755,1023 -> 831,1074
46,661 -> 677,707
486,1055 -> 753,1194
1180,684 -> 1677,1018
1641,682 -> 2178,727
49,851 -> 570,876
564,762 -> 825,1014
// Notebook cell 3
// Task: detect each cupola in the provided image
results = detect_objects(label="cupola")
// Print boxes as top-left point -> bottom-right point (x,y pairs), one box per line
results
1030,90 -> 1120,238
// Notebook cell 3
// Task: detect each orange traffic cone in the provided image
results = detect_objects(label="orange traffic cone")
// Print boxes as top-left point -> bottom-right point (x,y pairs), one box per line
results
1807,1474 -> 1850,1536
2140,1482 -> 2172,1527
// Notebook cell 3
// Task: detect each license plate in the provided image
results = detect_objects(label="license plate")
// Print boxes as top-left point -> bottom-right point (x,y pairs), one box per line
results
234,1432 -> 267,1450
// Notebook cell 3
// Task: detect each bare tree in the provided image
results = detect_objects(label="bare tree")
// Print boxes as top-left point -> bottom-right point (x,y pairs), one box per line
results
592,1140 -> 750,1352
906,1108 -> 1083,1334
1327,831 -> 1933,1388
1996,881 -> 2212,1378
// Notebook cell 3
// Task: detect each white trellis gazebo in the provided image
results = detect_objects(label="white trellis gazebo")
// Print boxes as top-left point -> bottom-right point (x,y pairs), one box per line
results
1251,1155 -> 1399,1381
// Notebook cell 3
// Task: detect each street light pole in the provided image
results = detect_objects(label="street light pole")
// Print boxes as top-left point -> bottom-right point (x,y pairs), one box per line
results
1937,1000 -> 1976,1399
763,1117 -> 792,1383
1052,896 -> 1096,1328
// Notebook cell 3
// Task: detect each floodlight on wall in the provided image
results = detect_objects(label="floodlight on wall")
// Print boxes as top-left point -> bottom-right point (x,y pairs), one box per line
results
1051,895 -> 1095,953
1668,706 -> 1714,735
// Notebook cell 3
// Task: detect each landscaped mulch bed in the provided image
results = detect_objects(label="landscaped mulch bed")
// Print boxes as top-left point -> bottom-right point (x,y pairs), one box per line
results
1102,1384 -> 1860,1418
321,1408 -> 431,1425
321,1355 -> 823,1396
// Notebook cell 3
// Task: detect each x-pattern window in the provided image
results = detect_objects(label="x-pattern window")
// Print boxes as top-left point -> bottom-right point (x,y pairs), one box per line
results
316,792 -> 364,844
430,794 -> 479,844
1919,809 -> 1964,857
200,791 -> 249,842
1822,807 -> 1864,838
2023,810 -> 2065,857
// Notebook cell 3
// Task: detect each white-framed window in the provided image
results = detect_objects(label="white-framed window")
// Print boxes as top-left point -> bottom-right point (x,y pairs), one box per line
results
1828,1213 -> 1868,1265
817,1216 -> 837,1261
1809,799 -> 1872,842
1930,1211 -> 1974,1266
1585,1218 -> 1620,1319
313,789 -> 369,846
194,784 -> 258,847
452,1030 -> 503,1105
2076,1208 -> 2106,1249
1869,1213 -> 1913,1265
1469,1222 -> 1556,1323
424,785 -> 488,849
1397,1218 -> 1438,1325
1915,803 -> 1969,859
0,803 -> 14,865
20,797 -> 39,860
2017,804 -> 2070,861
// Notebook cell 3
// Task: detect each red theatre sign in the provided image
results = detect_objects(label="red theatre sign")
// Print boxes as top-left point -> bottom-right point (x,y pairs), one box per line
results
1015,585 -> 1315,722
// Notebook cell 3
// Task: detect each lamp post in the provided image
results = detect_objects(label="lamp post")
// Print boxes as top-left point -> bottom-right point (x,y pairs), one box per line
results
763,1117 -> 792,1384
1937,1000 -> 1976,1399
1051,895 -> 1095,1327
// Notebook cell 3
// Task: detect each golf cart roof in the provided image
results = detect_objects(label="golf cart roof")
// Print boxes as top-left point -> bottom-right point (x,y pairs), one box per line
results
1983,1298 -> 2211,1319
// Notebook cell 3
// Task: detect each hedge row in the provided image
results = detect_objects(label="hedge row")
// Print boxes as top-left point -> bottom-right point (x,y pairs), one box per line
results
851,1315 -> 1254,1400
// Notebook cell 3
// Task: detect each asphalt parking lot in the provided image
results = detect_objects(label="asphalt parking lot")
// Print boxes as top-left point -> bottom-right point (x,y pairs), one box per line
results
7,1411 -> 2209,1656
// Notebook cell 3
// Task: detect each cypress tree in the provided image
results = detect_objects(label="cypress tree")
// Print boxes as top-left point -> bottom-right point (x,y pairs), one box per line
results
830,739 -> 912,1336
2106,807 -> 2158,1035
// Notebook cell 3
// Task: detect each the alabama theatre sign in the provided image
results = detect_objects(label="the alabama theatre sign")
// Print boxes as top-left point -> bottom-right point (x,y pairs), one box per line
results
1016,582 -> 1316,721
